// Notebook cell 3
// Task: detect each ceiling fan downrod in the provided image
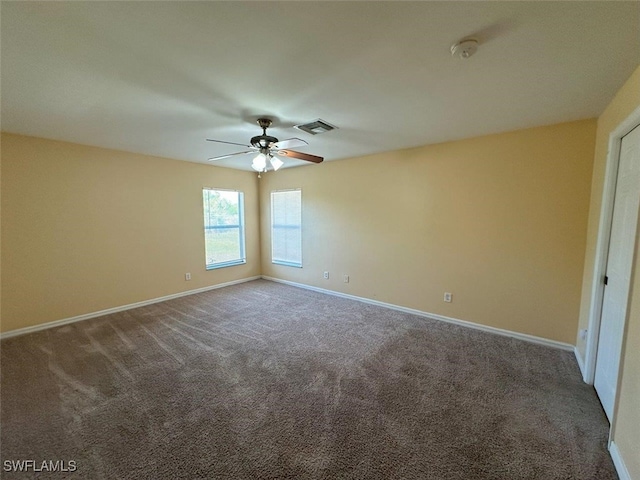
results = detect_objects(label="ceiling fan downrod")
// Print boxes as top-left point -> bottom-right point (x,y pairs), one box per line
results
257,117 -> 272,133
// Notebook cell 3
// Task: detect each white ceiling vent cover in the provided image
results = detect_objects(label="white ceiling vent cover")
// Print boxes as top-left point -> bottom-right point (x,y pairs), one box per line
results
294,119 -> 338,135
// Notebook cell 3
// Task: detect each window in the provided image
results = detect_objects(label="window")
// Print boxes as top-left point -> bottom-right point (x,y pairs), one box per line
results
203,188 -> 246,269
271,189 -> 302,267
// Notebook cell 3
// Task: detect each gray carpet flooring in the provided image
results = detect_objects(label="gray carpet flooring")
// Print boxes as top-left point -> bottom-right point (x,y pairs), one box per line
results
1,279 -> 616,479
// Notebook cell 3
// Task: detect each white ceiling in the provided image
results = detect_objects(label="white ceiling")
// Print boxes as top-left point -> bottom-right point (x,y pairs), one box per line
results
2,2 -> 639,171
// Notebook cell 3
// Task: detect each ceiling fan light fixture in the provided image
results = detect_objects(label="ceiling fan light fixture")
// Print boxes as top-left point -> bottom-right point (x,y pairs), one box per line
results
269,155 -> 284,171
252,153 -> 267,172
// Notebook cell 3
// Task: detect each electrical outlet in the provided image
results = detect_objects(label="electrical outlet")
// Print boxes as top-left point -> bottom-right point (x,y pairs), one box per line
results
323,271 -> 329,279
343,274 -> 349,283
185,273 -> 191,281
444,292 -> 452,303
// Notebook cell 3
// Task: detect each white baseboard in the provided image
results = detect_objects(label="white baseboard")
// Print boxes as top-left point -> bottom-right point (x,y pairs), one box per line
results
610,441 -> 631,480
262,276 -> 574,352
3,274 -> 576,354
0,276 -> 261,340
574,346 -> 588,380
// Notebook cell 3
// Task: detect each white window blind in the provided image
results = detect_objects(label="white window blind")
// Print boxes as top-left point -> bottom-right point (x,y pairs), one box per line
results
203,188 -> 246,269
271,189 -> 302,267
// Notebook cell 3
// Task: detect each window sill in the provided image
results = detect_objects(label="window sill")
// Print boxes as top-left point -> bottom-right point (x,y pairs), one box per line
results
272,261 -> 302,268
206,259 -> 246,271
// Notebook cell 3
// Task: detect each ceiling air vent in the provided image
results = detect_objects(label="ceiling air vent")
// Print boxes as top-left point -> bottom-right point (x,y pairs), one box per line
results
294,119 -> 337,135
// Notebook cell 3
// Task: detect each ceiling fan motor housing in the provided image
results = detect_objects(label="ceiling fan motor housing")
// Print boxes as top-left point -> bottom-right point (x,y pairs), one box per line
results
251,134 -> 278,148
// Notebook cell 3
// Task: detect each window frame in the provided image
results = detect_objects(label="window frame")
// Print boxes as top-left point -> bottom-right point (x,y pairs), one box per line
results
202,187 -> 246,270
271,189 -> 303,268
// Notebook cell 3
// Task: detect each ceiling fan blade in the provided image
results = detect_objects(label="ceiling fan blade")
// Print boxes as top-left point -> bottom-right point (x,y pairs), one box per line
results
272,137 -> 308,150
277,149 -> 324,163
208,150 -> 255,162
206,138 -> 252,148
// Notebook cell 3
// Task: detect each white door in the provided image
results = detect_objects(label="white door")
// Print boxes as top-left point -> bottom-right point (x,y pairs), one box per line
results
594,123 -> 640,422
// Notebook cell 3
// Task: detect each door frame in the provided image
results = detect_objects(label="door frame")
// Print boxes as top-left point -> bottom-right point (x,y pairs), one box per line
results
584,105 -> 640,393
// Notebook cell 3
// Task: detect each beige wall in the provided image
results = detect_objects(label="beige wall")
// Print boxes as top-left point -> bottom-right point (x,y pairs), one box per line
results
578,65 -> 640,479
260,119 -> 596,344
1,143 -> 3,330
0,133 -> 261,333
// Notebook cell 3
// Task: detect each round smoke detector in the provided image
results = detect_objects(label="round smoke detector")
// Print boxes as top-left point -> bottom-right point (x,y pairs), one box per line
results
450,39 -> 478,59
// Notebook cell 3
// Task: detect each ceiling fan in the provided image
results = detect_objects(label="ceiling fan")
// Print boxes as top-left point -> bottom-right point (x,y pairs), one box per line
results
207,118 -> 324,173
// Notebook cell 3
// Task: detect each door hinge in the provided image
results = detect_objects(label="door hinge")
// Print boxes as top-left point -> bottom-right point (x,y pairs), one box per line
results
604,275 -> 608,286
